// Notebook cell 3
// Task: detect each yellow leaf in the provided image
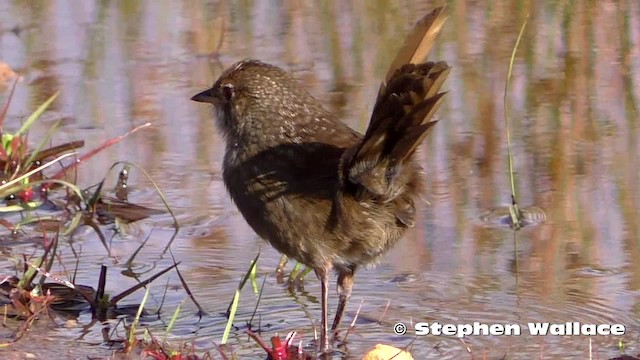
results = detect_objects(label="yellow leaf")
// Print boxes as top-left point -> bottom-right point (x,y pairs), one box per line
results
362,344 -> 414,360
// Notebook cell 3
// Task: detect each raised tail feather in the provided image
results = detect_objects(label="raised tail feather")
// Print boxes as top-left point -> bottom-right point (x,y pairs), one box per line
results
345,7 -> 450,201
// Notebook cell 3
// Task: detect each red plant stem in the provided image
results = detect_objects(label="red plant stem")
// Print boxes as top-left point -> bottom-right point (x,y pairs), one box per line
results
46,122 -> 151,184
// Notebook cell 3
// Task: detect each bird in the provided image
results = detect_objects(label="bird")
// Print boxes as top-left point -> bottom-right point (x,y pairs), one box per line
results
191,6 -> 450,354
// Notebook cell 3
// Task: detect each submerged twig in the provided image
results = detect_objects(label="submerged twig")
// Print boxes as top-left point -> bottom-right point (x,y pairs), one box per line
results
169,248 -> 205,317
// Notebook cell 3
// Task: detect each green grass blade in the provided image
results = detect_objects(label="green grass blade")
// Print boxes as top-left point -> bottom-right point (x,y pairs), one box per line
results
17,257 -> 43,289
127,285 -> 151,351
23,118 -> 63,170
221,288 -> 240,345
15,91 -> 60,138
504,14 -> 528,227
165,298 -> 185,338
222,252 -> 260,344
64,212 -> 84,236
0,152 -> 79,196
250,257 -> 259,294
0,201 -> 43,213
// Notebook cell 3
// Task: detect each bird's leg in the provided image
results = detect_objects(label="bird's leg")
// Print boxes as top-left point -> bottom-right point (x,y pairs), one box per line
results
315,266 -> 331,352
331,268 -> 354,338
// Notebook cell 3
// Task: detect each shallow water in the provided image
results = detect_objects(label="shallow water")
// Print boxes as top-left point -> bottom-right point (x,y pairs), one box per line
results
1,0 -> 639,359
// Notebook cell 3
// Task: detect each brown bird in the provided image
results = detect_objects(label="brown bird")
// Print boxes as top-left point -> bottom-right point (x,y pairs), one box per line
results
191,7 -> 450,353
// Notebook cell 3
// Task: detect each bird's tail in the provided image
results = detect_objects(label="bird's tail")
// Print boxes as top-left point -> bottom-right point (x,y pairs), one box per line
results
344,6 -> 450,200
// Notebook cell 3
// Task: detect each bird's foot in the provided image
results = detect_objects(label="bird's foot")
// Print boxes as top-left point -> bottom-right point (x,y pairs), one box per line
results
287,264 -> 313,292
275,255 -> 289,284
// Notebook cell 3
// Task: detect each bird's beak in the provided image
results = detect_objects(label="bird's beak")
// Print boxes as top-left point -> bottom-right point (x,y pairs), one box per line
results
191,89 -> 217,103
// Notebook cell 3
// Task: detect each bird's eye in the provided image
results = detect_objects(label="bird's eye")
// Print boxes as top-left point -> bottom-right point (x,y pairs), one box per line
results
222,83 -> 234,101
